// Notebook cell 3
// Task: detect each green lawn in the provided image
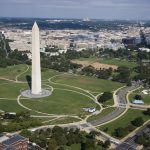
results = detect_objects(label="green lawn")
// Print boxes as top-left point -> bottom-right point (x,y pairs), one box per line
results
74,57 -> 137,69
0,80 -> 11,84
0,65 -> 28,80
52,74 -> 123,93
0,82 -> 28,98
102,98 -> 114,106
87,107 -> 115,122
99,58 -> 137,68
0,99 -> 53,116
129,89 -> 150,104
65,144 -> 81,150
18,67 -> 60,81
20,89 -> 97,115
99,109 -> 150,136
0,64 -> 124,123
0,99 -> 26,112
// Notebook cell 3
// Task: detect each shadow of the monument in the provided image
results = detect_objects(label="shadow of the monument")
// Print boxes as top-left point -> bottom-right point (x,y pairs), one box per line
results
26,75 -> 31,89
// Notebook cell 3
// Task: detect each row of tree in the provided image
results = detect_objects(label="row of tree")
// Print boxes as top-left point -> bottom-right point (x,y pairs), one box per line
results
0,111 -> 42,133
0,32 -> 29,68
20,126 -> 111,150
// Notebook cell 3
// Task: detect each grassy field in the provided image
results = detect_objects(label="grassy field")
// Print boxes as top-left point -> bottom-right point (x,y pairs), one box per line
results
0,80 -> 11,84
74,57 -> 137,68
0,64 -> 124,124
129,89 -> 150,104
20,89 -> 97,115
0,82 -> 28,98
65,144 -> 81,150
18,66 -> 60,81
87,107 -> 115,122
0,65 -> 28,80
102,98 -> 114,106
99,58 -> 137,68
0,99 -> 27,112
52,74 -> 123,93
99,109 -> 150,136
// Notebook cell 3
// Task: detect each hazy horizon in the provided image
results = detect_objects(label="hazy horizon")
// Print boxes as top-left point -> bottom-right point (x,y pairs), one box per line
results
0,0 -> 150,20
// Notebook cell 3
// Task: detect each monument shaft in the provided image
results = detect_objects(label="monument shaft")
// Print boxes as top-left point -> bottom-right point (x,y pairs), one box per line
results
32,22 -> 42,94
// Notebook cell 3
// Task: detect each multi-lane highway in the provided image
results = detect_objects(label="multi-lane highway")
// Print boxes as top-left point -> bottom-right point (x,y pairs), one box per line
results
116,122 -> 150,150
89,84 -> 140,126
89,107 -> 126,126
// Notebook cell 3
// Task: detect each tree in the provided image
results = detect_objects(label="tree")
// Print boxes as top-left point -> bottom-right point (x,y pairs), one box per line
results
131,117 -> 144,127
84,139 -> 96,150
48,138 -> 57,150
127,80 -> 132,86
88,131 -> 98,139
125,124 -> 136,132
58,146 -> 65,150
52,126 -> 67,146
114,127 -> 126,137
0,124 -> 4,133
15,111 -> 30,122
103,140 -> 110,148
98,92 -> 113,103
113,67 -> 131,83
37,134 -> 47,148
144,108 -> 150,116
20,129 -> 32,137
134,95 -> 142,100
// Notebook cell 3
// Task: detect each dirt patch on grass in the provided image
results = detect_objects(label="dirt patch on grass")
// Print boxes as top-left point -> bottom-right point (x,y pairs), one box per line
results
72,60 -> 118,70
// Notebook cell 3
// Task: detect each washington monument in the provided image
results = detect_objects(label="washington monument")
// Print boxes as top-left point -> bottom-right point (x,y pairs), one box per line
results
21,22 -> 51,98
31,22 -> 41,95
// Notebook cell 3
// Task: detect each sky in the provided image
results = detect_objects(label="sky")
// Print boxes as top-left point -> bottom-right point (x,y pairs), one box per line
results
0,0 -> 150,20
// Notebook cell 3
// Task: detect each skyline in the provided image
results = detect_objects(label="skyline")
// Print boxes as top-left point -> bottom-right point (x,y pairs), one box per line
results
0,0 -> 150,20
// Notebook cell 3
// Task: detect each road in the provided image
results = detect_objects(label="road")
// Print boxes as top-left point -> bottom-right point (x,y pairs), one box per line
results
89,83 -> 141,126
115,122 -> 150,150
28,83 -> 140,145
89,107 -> 126,126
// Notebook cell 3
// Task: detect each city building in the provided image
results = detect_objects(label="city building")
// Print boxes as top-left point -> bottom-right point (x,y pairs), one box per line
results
122,37 -> 136,46
0,134 -> 28,150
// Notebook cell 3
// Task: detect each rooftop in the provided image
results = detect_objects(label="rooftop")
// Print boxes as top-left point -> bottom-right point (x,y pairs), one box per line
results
0,135 -> 27,146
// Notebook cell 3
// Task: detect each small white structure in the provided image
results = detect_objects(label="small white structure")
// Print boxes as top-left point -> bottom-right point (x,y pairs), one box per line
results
139,48 -> 150,53
142,90 -> 150,95
131,100 -> 144,105
83,107 -> 96,113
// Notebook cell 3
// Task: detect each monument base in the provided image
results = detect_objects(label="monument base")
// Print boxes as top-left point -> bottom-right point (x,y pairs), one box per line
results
21,89 -> 52,99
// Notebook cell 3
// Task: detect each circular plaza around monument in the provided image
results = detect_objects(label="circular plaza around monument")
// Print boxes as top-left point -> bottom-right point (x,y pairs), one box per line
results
21,89 -> 52,99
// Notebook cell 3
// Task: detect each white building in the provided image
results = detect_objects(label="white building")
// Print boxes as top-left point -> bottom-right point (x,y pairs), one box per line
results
139,48 -> 150,52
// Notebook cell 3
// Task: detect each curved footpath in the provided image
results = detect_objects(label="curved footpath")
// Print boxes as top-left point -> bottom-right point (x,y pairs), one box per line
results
0,67 -> 142,144
88,83 -> 141,127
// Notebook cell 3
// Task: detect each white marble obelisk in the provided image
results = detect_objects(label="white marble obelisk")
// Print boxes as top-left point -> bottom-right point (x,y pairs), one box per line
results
31,22 -> 42,95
